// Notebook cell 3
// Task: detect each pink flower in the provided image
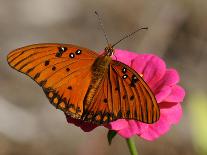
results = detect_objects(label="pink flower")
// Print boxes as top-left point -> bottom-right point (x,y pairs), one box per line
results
66,49 -> 185,141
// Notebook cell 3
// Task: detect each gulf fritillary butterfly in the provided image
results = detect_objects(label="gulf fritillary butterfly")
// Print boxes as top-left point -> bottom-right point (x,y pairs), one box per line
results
7,43 -> 160,125
7,12 -> 160,125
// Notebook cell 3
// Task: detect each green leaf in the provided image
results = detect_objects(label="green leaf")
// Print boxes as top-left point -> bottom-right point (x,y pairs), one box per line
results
107,130 -> 117,145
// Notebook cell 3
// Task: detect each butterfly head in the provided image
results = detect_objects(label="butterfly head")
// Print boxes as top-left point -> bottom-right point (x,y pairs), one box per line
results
104,44 -> 114,57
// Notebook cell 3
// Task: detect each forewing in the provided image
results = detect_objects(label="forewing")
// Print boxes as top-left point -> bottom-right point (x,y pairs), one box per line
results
7,43 -> 98,118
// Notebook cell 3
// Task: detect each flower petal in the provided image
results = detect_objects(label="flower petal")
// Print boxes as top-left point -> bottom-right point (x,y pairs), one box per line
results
154,69 -> 180,92
107,119 -> 129,130
139,103 -> 182,141
116,120 -> 147,138
155,86 -> 171,103
159,102 -> 183,124
131,54 -> 166,89
113,49 -> 139,66
164,85 -> 185,103
138,114 -> 170,141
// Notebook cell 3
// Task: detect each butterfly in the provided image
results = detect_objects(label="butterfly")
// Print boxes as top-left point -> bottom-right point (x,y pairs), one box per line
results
7,42 -> 160,125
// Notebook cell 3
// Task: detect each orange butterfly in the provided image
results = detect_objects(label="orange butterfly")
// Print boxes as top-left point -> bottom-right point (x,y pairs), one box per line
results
7,42 -> 160,125
7,12 -> 159,125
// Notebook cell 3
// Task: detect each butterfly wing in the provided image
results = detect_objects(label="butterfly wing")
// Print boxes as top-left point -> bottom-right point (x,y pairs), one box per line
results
82,60 -> 160,124
7,43 -> 98,118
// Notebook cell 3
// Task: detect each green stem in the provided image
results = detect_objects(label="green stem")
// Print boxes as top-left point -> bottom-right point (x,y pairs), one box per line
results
126,138 -> 138,155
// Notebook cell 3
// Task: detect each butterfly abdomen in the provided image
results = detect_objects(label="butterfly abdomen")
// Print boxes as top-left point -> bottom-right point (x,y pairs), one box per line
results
83,55 -> 112,109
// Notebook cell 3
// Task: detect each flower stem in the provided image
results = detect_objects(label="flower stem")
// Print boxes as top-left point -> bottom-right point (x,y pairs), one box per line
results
126,138 -> 138,155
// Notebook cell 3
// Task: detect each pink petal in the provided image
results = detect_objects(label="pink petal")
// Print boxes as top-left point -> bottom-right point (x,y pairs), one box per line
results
116,120 -> 146,138
138,114 -> 170,141
164,85 -> 185,103
112,49 -> 139,66
159,102 -> 182,124
139,103 -> 182,141
131,54 -> 166,89
155,86 -> 171,103
154,69 -> 180,92
107,119 -> 129,130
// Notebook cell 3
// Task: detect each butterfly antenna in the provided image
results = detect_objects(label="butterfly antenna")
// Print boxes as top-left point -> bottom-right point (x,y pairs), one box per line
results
112,27 -> 148,48
95,11 -> 110,46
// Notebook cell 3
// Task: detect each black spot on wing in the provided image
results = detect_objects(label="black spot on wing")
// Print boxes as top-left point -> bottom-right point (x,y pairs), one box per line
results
103,98 -> 108,103
123,95 -> 127,99
69,53 -> 75,58
56,47 -> 68,57
26,67 -> 35,74
130,95 -> 135,100
67,86 -> 72,90
122,67 -> 127,73
52,66 -> 56,71
75,49 -> 82,55
39,80 -> 47,87
122,74 -> 128,79
130,75 -> 139,87
44,60 -> 50,66
34,72 -> 40,80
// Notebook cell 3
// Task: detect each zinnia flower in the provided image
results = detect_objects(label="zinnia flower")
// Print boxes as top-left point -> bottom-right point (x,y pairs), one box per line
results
66,49 -> 185,141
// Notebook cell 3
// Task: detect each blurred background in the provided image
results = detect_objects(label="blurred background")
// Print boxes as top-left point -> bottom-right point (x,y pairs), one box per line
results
0,0 -> 207,155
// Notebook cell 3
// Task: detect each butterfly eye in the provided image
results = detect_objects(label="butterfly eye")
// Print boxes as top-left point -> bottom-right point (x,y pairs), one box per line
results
69,53 -> 75,58
75,49 -> 82,55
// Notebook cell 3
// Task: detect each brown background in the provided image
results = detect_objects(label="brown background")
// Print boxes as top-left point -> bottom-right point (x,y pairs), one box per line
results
0,0 -> 206,155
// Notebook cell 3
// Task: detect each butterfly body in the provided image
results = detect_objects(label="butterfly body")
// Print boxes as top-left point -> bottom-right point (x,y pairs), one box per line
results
7,43 -> 160,125
84,51 -> 112,108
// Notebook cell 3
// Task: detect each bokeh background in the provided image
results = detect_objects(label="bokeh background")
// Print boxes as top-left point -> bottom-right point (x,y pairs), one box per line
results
0,0 -> 207,155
